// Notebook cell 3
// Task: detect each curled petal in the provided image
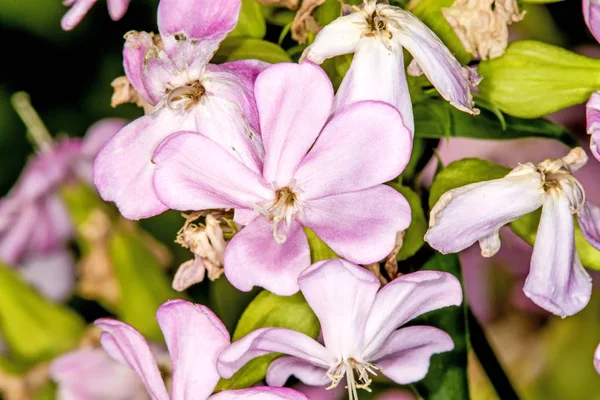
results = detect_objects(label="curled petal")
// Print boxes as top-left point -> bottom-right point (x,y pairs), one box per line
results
217,327 -> 332,379
223,218 -> 310,295
370,326 -> 454,385
524,193 -> 592,317
61,0 -> 97,31
266,357 -> 329,387
584,0 -> 600,44
157,300 -> 230,399
123,31 -> 157,104
209,387 -> 310,400
586,91 -> 600,161
578,202 -> 600,250
298,259 -> 380,357
426,167 -> 545,255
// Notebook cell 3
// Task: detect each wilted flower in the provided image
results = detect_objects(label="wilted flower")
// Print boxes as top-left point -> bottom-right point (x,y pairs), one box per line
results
61,0 -> 132,31
94,0 -> 269,220
218,259 -> 462,400
300,0 -> 478,133
152,62 -> 412,295
425,147 -> 600,317
95,299 -> 309,400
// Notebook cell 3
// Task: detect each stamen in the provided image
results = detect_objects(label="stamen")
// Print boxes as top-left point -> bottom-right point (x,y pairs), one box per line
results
10,92 -> 53,152
256,185 -> 304,244
326,359 -> 379,400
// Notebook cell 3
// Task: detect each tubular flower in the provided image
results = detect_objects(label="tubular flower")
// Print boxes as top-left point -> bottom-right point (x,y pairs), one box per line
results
152,62 -> 412,295
95,300 -> 309,400
94,0 -> 269,220
586,91 -> 600,161
217,259 -> 462,400
61,0 -> 132,31
425,147 -> 600,317
300,0 -> 479,133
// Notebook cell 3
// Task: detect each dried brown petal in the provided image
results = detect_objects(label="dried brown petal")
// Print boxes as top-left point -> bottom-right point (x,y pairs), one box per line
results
257,0 -> 300,9
291,0 -> 326,44
110,76 -> 153,113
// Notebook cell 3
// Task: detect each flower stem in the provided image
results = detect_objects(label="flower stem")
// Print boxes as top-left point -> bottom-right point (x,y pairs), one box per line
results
468,308 -> 521,400
11,91 -> 53,152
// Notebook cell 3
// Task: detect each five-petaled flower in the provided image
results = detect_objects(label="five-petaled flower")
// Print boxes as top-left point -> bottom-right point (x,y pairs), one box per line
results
217,259 -> 462,400
152,62 -> 413,295
94,0 -> 268,220
95,300 -> 310,400
300,0 -> 479,133
425,147 -> 600,317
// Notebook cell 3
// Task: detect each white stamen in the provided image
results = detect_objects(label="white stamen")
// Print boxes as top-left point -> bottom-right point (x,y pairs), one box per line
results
256,183 -> 304,244
326,358 -> 379,400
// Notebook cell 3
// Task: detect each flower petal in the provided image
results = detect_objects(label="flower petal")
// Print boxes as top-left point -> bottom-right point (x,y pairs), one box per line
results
19,249 -> 75,302
217,328 -> 332,379
152,132 -> 271,212
95,318 -> 170,400
299,12 -> 366,64
209,387 -> 310,400
369,326 -> 454,384
256,62 -> 334,188
223,218 -> 310,295
122,31 -> 157,104
578,202 -> 600,250
266,357 -> 330,387
93,112 -> 195,219
595,342 -> 600,374
584,0 -> 600,44
586,91 -> 600,161
363,271 -> 462,356
61,0 -> 97,31
298,259 -> 379,357
157,300 -> 230,399
295,101 -> 411,199
107,0 -> 130,20
300,186 -> 411,265
524,192 -> 592,317
388,9 -> 477,114
425,166 -> 545,255
0,201 -> 38,264
333,38 -> 414,133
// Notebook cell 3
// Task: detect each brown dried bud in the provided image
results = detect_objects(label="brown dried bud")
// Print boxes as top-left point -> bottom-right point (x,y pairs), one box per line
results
110,76 -> 153,113
291,0 -> 326,44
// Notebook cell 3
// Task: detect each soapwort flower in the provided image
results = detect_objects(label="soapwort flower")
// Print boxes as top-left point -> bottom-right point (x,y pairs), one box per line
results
217,259 -> 462,400
152,62 -> 412,295
300,0 -> 478,133
94,0 -> 268,220
95,300 -> 309,400
425,148 -> 600,317
61,0 -> 132,31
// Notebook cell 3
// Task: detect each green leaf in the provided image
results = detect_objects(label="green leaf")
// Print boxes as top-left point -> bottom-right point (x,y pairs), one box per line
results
389,184 -> 427,261
215,38 -> 292,64
478,40 -> 600,118
413,253 -> 469,400
305,227 -> 338,262
409,0 -> 471,64
414,99 -> 578,148
321,54 -> 354,90
210,276 -> 260,333
0,264 -> 85,363
229,0 -> 267,39
429,158 -> 600,271
215,291 -> 320,391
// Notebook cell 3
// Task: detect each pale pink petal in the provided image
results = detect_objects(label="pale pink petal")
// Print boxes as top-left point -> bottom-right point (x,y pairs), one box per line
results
51,348 -> 145,400
295,101 -> 411,199
266,357 -> 329,387
95,319 -> 170,400
209,387 -> 310,400
93,112 -> 195,219
586,91 -> 600,161
157,300 -> 230,399
578,202 -> 600,250
123,32 -> 158,104
107,0 -> 131,20
19,249 -> 75,302
300,12 -> 366,64
61,0 -> 97,31
390,9 -> 477,114
298,259 -> 379,356
378,390 -> 418,400
81,118 -> 127,159
142,57 -> 181,104
333,38 -> 414,133
0,202 -> 38,264
152,132 -> 271,212
595,342 -> 600,374
256,62 -> 334,188
223,218 -> 310,295
364,271 -> 462,356
584,0 -> 600,44
217,328 -> 333,379
425,169 -> 545,255
293,384 -> 344,400
524,193 -> 592,317
369,326 -> 454,384
300,186 -> 411,265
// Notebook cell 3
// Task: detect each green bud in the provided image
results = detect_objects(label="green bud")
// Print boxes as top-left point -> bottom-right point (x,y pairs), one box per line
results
479,40 -> 600,118
0,264 -> 84,363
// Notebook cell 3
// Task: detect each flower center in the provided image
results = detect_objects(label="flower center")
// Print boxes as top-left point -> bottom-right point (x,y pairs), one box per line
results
536,159 -> 586,214
166,80 -> 206,111
326,358 -> 380,400
258,186 -> 303,244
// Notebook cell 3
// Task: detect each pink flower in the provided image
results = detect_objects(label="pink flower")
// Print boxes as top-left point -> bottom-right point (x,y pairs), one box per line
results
152,62 -> 413,295
94,0 -> 268,220
584,0 -> 600,44
586,92 -> 600,161
61,0 -> 132,31
217,259 -> 462,400
95,300 -> 309,400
